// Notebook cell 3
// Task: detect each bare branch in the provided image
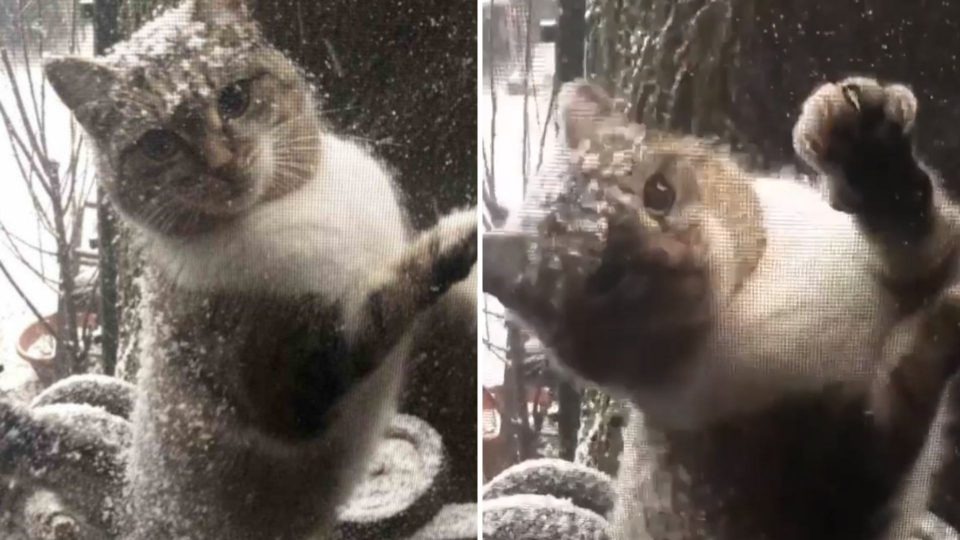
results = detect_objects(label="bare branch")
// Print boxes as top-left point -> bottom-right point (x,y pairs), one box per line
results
520,0 -> 532,195
535,81 -> 559,174
0,220 -> 59,257
0,115 -> 57,234
0,232 -> 60,291
0,257 -> 57,337
0,49 -> 53,180
64,135 -> 84,210
0,241 -> 59,291
0,95 -> 56,201
482,145 -> 509,229
13,0 -> 46,155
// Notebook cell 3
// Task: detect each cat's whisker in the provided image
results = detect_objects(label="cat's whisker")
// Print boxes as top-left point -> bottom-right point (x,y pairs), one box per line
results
277,136 -> 321,144
142,201 -> 173,228
317,105 -> 361,115
270,145 -> 319,153
272,158 -> 314,169
341,134 -> 403,148
274,141 -> 320,146
272,159 -> 314,167
272,149 -> 319,156
273,143 -> 320,151
273,122 -> 319,137
274,140 -> 321,148
272,173 -> 311,186
274,146 -> 319,154
273,159 -> 313,169
273,167 -> 312,181
273,160 -> 315,170
273,169 -> 311,182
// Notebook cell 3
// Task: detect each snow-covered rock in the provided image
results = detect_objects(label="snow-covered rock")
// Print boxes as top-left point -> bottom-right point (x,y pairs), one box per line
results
483,458 -> 615,518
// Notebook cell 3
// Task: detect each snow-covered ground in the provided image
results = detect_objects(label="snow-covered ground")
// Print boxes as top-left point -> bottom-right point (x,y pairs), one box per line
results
0,28 -> 95,397
480,42 -> 556,388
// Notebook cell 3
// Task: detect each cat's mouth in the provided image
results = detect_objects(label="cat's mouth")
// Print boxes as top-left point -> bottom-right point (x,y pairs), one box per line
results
176,171 -> 260,216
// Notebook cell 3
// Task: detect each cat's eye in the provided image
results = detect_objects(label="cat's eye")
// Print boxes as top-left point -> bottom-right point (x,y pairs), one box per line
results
218,80 -> 251,120
642,173 -> 675,214
137,130 -> 181,161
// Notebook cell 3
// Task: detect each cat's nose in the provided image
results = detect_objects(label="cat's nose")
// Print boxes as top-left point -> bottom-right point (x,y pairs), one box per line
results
202,135 -> 235,171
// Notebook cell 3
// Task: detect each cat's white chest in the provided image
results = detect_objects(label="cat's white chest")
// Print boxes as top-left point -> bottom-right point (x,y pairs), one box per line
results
144,134 -> 409,301
683,177 -> 900,420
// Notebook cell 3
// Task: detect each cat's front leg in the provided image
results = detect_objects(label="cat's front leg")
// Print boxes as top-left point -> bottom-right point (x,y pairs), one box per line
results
793,77 -> 960,289
346,208 -> 477,363
870,287 -> 960,467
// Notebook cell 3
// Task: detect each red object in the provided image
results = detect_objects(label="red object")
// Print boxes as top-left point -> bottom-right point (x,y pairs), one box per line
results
16,312 -> 97,386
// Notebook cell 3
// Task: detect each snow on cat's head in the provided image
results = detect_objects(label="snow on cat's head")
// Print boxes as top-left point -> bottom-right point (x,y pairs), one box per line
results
557,79 -> 767,300
42,0 -> 321,237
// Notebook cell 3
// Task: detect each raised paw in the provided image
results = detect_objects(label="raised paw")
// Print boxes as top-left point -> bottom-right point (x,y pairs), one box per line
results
348,208 -> 477,357
424,207 -> 478,299
792,77 -> 926,214
378,207 -> 476,315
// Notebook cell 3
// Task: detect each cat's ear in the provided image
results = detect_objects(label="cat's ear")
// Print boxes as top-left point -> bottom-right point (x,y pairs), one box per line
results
558,79 -> 626,150
194,0 -> 251,25
44,57 -> 117,112
44,57 -> 119,136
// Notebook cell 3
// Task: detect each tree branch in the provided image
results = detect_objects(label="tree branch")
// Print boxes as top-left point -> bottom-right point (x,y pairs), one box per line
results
0,258 -> 57,337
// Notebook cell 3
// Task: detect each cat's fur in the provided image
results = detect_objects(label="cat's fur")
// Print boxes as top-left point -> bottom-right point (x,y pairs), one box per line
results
485,78 -> 960,539
44,0 -> 477,538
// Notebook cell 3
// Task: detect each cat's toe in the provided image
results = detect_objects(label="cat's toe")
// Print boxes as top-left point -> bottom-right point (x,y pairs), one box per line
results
878,83 -> 918,134
793,81 -> 851,171
835,76 -> 917,134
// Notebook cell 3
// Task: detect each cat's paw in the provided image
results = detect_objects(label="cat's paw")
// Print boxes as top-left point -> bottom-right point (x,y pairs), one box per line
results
424,207 -> 478,299
792,77 -> 921,213
348,208 -> 476,354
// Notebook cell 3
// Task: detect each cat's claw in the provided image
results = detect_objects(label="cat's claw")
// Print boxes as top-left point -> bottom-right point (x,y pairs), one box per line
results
792,76 -> 922,214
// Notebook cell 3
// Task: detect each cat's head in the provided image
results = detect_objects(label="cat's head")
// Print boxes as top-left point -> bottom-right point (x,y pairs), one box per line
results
43,0 -> 320,237
558,79 -> 766,298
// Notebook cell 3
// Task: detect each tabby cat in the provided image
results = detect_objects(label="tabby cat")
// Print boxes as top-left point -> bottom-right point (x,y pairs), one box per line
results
485,77 -> 960,539
45,0 -> 476,537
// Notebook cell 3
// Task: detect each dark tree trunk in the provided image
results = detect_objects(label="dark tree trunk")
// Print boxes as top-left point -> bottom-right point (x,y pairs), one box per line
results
250,0 -> 476,231
506,322 -> 535,461
94,0 -> 121,376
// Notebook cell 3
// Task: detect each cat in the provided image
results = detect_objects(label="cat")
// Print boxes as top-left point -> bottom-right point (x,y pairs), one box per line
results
484,77 -> 960,539
43,0 -> 477,538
